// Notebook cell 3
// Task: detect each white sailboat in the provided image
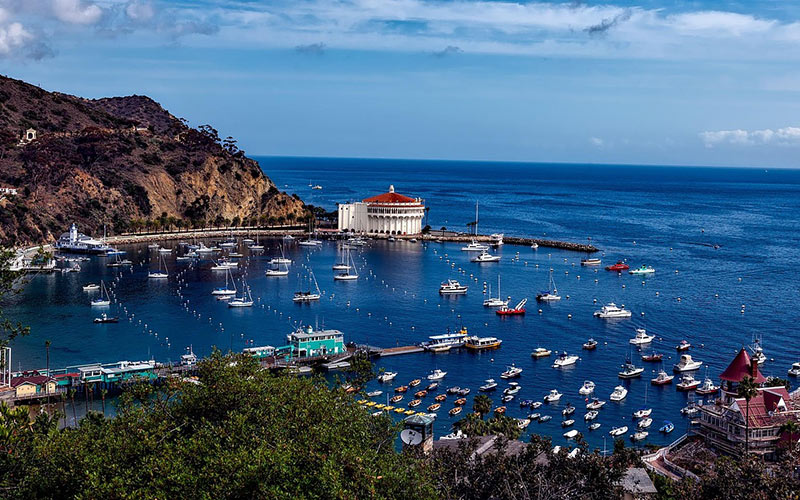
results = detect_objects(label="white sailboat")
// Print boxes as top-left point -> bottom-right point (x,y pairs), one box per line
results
248,232 -> 264,251
90,280 -> 111,306
536,269 -> 561,302
148,253 -> 168,279
483,275 -> 508,307
334,247 -> 358,281
266,245 -> 291,276
332,247 -> 351,271
228,278 -> 254,307
211,268 -> 237,296
293,269 -> 321,302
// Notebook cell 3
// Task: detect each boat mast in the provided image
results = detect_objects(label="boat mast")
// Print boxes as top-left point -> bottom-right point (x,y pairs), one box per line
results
475,201 -> 479,236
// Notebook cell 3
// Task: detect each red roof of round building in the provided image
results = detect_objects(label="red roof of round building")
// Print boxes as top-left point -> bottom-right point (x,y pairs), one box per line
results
719,347 -> 766,384
363,185 -> 417,204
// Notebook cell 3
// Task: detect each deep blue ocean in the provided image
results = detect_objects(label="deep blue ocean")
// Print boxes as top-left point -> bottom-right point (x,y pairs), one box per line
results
6,157 -> 800,450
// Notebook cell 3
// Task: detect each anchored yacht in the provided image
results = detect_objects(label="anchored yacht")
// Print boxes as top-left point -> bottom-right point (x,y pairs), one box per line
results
593,303 -> 632,319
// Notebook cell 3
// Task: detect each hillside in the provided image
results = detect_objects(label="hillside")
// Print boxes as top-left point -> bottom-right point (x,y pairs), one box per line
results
0,75 -> 307,246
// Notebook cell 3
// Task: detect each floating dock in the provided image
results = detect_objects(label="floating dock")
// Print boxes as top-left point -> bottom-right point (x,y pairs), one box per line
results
380,345 -> 425,357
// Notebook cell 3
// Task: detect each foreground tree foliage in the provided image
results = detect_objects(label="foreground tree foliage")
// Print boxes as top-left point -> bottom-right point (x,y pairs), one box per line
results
0,351 -> 434,499
2,348 -> 799,499
429,435 -> 632,499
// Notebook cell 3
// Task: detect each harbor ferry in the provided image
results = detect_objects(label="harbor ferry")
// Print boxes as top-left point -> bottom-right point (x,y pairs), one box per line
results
421,327 -> 469,352
464,335 -> 502,350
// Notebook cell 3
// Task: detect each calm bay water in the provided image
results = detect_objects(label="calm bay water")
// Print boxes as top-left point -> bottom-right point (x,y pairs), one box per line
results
6,157 -> 800,449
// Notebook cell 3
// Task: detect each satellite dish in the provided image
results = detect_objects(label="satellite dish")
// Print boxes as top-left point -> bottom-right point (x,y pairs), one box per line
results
400,429 -> 423,446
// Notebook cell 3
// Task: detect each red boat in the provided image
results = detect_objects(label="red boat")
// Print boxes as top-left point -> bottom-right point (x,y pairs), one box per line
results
496,298 -> 527,316
605,261 -> 630,272
641,353 -> 663,362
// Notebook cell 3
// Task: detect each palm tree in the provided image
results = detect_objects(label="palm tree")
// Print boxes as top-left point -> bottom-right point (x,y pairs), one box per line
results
473,394 -> 492,417
100,388 -> 108,416
44,340 -> 51,407
779,420 -> 800,452
68,388 -> 77,426
738,375 -> 759,454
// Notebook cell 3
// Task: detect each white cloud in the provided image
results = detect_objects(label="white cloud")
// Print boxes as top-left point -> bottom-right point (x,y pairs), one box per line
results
52,0 -> 103,25
125,1 -> 154,22
0,21 -> 33,56
589,137 -> 604,147
700,127 -> 800,148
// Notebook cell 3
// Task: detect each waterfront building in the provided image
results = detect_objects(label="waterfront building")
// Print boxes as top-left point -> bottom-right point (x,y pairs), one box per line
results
695,348 -> 800,460
10,372 -> 58,399
55,223 -> 111,254
76,360 -> 157,384
337,185 -> 425,235
243,345 -> 276,359
284,325 -> 345,358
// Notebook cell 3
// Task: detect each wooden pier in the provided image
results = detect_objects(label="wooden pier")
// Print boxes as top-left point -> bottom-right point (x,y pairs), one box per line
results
380,345 -> 425,357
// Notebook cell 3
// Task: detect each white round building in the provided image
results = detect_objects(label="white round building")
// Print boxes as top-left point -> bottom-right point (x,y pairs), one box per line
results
338,185 -> 425,235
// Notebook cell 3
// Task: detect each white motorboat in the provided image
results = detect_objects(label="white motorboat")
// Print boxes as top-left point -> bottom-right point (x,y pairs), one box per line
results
530,242 -> 539,249
749,337 -> 767,365
439,279 -> 468,294
586,398 -> 606,410
629,328 -> 655,345
298,239 -> 322,247
676,374 -> 700,391
633,408 -> 653,419
211,259 -> 238,271
483,276 -> 509,307
581,258 -> 602,266
536,269 -> 561,302
211,268 -> 237,296
673,354 -> 703,372
148,253 -> 169,279
578,380 -> 595,395
503,382 -> 521,395
618,360 -> 644,379
479,379 -> 498,391
195,243 -> 216,254
270,258 -> 292,265
594,303 -> 632,319
378,371 -> 397,383
82,283 -> 100,292
531,347 -> 552,358
584,410 -> 599,421
471,250 -> 501,263
629,265 -> 655,275
517,418 -> 531,430
631,431 -> 649,441
637,417 -> 653,429
90,280 -> 111,306
158,247 -> 173,254
610,385 -> 628,401
789,362 -> 800,377
552,352 -> 579,368
427,369 -> 447,381
609,426 -> 628,437
561,419 -> 575,428
461,240 -> 490,252
543,389 -> 562,402
589,423 -> 601,431
500,364 -> 523,379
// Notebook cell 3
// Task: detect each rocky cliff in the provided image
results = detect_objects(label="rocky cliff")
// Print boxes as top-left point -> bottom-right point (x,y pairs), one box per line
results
0,75 -> 307,246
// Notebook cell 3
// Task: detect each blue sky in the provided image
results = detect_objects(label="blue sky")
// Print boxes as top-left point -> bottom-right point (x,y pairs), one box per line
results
3,1 -> 800,167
